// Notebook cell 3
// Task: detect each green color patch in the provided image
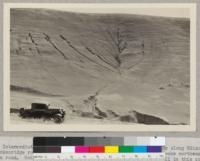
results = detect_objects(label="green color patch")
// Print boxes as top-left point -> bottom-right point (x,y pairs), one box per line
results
119,146 -> 133,153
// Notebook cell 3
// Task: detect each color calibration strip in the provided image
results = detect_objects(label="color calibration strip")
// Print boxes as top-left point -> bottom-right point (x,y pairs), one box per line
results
33,137 -> 165,160
33,137 -> 165,153
34,145 -> 162,153
33,137 -> 165,146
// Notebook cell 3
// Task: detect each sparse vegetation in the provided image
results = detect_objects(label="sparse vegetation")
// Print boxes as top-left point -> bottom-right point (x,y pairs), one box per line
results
10,9 -> 190,125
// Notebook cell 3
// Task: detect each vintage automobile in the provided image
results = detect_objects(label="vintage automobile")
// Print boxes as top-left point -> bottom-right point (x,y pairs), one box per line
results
19,103 -> 65,123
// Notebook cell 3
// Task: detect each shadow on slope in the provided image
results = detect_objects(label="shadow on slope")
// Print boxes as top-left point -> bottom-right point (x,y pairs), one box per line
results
11,85 -> 62,97
72,106 -> 169,125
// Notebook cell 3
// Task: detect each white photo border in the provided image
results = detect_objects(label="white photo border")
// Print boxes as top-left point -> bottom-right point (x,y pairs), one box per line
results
3,3 -> 196,131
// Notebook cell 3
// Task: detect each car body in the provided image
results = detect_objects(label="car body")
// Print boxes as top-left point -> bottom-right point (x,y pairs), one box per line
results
19,103 -> 65,123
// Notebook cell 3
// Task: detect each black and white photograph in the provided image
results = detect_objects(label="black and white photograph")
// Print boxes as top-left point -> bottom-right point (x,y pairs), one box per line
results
3,3 -> 196,131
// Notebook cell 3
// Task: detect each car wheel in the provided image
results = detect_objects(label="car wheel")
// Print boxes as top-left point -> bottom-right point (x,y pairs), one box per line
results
53,114 -> 64,123
19,108 -> 26,118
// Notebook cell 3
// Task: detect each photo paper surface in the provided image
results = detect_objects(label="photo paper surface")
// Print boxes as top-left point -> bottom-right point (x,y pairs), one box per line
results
3,3 -> 196,131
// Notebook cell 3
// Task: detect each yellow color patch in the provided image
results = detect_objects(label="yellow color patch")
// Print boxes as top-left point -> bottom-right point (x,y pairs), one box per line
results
105,146 -> 119,153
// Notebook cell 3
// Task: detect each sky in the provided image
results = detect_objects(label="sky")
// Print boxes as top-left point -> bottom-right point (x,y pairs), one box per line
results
8,3 -> 192,18
50,7 -> 190,18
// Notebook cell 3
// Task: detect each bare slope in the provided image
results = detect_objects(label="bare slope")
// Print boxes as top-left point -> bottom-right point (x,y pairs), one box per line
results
10,9 -> 190,124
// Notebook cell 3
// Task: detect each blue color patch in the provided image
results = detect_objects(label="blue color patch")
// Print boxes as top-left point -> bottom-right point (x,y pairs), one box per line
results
133,146 -> 147,153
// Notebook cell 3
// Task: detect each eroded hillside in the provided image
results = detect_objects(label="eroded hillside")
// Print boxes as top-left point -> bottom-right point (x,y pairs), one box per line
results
10,9 -> 190,124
